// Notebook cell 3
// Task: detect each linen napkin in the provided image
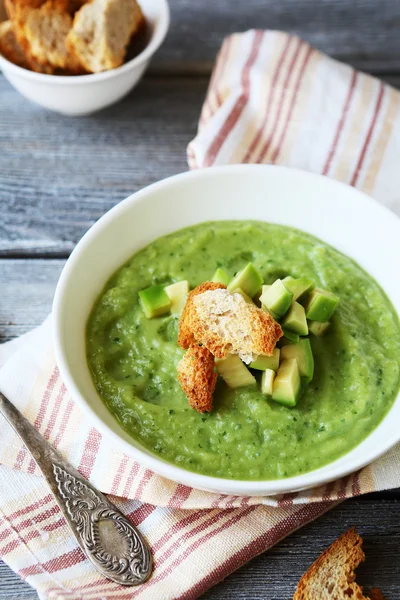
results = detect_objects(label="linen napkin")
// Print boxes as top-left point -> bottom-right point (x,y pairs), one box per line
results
1,29 -> 400,600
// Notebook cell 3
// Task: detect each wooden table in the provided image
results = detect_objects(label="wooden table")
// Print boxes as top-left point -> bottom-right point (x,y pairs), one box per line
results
1,1 -> 400,597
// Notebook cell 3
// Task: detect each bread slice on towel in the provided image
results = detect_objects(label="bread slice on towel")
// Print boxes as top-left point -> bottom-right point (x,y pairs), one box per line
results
0,20 -> 30,68
293,528 -> 385,600
66,0 -> 144,73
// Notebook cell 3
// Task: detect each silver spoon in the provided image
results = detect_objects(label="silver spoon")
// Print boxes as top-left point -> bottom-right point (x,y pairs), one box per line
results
0,390 -> 152,586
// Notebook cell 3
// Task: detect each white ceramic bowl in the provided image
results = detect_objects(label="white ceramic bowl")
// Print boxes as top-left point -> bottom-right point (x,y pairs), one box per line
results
0,0 -> 169,116
53,165 -> 400,495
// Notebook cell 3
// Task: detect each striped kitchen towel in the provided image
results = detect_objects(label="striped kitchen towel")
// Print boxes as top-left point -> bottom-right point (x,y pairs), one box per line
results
1,29 -> 400,600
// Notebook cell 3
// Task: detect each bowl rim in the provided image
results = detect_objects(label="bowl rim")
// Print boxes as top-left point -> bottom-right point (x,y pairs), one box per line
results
53,164 -> 400,496
0,0 -> 170,84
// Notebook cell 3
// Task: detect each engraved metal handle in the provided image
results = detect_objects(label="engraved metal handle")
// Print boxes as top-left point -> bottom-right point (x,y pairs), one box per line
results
0,390 -> 152,586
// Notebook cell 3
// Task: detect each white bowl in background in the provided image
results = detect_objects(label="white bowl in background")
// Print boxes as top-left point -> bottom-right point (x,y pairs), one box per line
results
0,0 -> 169,116
53,165 -> 400,496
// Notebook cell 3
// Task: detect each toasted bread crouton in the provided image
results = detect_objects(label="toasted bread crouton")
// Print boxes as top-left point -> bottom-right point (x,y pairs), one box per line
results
0,20 -> 30,68
293,528 -> 384,600
178,282 -> 227,350
14,0 -> 84,73
66,0 -> 144,73
368,588 -> 385,600
368,590 -> 386,600
177,344 -> 217,413
68,0 -> 86,12
182,287 -> 282,363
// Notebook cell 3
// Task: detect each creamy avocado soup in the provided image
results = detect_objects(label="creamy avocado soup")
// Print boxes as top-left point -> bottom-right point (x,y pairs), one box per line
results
86,221 -> 400,480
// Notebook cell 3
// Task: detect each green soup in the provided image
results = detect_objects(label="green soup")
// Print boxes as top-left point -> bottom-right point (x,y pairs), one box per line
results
86,221 -> 400,480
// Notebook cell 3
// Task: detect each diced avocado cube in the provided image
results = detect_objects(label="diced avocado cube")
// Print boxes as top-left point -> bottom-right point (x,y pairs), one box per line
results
304,288 -> 339,322
212,267 -> 231,286
233,288 -> 255,305
281,338 -> 314,383
215,354 -> 256,389
165,280 -> 189,314
282,301 -> 308,336
250,348 -> 280,371
282,276 -> 314,300
281,328 -> 300,344
261,369 -> 276,395
138,285 -> 171,319
272,359 -> 301,407
308,320 -> 330,336
227,263 -> 263,298
260,279 -> 293,317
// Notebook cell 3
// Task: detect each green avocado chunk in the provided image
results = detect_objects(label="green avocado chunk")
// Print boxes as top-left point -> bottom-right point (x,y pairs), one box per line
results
164,280 -> 189,314
215,355 -> 256,389
281,338 -> 314,383
211,267 -> 231,286
260,279 -> 293,317
227,263 -> 263,298
250,348 -> 280,371
308,320 -> 330,336
282,276 -> 314,300
261,369 -> 276,395
282,301 -> 308,336
304,288 -> 339,322
280,328 -> 300,345
272,358 -> 301,407
138,285 -> 171,319
234,288 -> 256,305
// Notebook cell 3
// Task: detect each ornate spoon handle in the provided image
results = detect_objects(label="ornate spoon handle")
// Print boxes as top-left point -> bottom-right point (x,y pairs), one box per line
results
0,390 -> 152,586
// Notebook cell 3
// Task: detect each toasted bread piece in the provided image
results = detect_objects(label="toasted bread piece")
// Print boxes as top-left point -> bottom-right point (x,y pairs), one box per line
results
17,0 -> 84,72
178,282 -> 227,350
177,344 -> 217,413
180,286 -> 282,363
293,528 -> 384,600
68,0 -> 86,12
0,20 -> 30,68
368,590 -> 386,600
66,0 -> 144,73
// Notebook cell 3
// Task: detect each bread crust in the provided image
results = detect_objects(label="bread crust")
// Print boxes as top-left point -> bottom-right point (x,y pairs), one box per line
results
66,0 -> 145,73
0,20 -> 30,68
177,344 -> 217,413
293,528 -> 384,600
178,282 -> 227,350
6,0 -> 85,73
178,284 -> 282,362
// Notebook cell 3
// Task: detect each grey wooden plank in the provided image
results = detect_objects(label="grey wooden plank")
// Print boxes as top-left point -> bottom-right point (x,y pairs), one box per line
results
0,75 -> 207,257
151,0 -> 400,75
2,72 -> 400,257
0,563 -> 37,599
0,259 -> 64,342
0,498 -> 399,599
1,0 -> 400,75
202,497 -> 400,599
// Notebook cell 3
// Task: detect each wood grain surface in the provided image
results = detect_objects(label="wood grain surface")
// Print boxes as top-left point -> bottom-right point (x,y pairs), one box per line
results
151,0 -> 400,75
2,0 -> 400,597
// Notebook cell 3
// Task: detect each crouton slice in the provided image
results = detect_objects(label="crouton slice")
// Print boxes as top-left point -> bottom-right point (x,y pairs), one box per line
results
15,0 -> 84,72
180,286 -> 282,363
0,20 -> 30,68
368,590 -> 386,600
293,528 -> 384,600
178,282 -> 227,350
177,344 -> 217,413
68,0 -> 86,12
66,0 -> 145,73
